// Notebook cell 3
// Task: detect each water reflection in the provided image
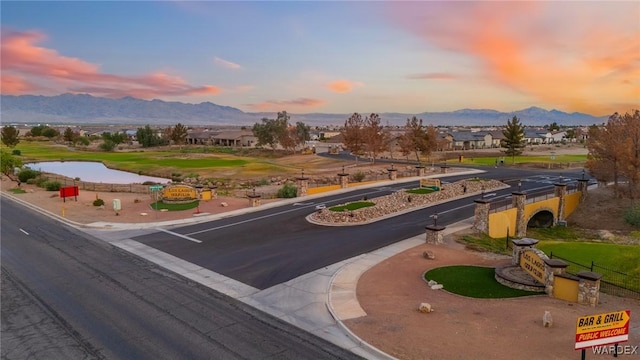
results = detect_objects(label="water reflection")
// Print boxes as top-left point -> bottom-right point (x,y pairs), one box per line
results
26,161 -> 169,184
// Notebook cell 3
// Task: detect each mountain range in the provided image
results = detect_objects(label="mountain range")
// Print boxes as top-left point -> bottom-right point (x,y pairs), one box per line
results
0,94 -> 608,127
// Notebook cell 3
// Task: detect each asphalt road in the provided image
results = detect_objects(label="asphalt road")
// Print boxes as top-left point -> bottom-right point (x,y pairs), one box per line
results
132,166 -> 590,289
0,198 -> 363,360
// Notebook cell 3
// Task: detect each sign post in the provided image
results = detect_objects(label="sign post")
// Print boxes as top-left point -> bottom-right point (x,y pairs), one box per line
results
148,185 -> 163,214
575,310 -> 630,359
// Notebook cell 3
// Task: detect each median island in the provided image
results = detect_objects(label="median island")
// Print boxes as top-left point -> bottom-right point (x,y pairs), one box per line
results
308,178 -> 507,225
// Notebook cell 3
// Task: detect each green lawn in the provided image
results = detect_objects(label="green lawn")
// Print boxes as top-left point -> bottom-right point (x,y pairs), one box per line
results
536,241 -> 640,277
463,154 -> 587,166
406,188 -> 436,194
12,141 -> 287,179
150,200 -> 199,211
329,201 -> 375,212
425,266 -> 540,298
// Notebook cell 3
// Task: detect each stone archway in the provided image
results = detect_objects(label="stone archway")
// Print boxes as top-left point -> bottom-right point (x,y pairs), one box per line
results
527,210 -> 554,228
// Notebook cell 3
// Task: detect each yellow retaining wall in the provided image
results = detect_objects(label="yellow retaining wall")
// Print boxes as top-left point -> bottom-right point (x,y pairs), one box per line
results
348,180 -> 380,187
553,276 -> 579,302
488,208 -> 517,238
564,192 -> 581,217
524,198 -> 558,220
307,185 -> 341,195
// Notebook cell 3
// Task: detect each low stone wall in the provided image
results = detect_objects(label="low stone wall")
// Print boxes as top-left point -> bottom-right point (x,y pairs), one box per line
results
309,179 -> 505,224
39,173 -> 154,194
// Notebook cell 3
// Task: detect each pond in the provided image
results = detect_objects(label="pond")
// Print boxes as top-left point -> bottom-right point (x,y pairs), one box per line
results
25,161 -> 170,184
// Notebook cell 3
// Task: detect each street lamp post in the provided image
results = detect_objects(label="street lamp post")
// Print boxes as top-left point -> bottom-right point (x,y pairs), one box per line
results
518,180 -> 522,192
433,212 -> 438,227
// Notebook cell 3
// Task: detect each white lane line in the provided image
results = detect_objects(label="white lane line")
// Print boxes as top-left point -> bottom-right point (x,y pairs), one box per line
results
19,228 -> 29,235
157,228 -> 202,243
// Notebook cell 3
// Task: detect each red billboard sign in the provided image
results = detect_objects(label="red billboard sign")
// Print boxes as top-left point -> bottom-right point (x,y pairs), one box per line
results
59,186 -> 79,201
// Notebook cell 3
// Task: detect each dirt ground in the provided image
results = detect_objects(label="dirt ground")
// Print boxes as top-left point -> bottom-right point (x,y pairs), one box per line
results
347,243 -> 640,360
0,176 -> 273,225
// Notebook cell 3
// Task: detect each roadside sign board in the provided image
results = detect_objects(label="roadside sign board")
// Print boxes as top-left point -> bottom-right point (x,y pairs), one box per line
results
575,310 -> 630,350
149,185 -> 163,191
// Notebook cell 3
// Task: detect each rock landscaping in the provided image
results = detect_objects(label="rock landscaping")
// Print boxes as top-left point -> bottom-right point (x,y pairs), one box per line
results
309,178 -> 506,225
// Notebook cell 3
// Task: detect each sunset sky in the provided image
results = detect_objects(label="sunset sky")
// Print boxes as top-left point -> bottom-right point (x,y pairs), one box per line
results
1,1 -> 638,116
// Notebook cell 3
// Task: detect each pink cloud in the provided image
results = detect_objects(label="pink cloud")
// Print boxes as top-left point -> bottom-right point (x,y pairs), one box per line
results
1,74 -> 41,94
213,57 -> 242,70
245,98 -> 326,112
326,79 -> 363,93
387,2 -> 639,114
0,28 -> 221,99
406,73 -> 457,80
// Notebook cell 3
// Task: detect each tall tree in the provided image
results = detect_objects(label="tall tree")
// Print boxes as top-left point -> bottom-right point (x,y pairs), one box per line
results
293,121 -> 311,152
168,123 -> 189,147
275,112 -> 296,153
547,122 -> 560,131
252,112 -> 290,151
137,125 -> 161,148
0,149 -> 22,182
341,113 -> 366,161
587,110 -> 640,198
363,113 -> 385,163
29,125 -> 46,137
1,125 -> 20,148
398,116 -> 435,164
63,127 -> 75,144
501,116 -> 526,163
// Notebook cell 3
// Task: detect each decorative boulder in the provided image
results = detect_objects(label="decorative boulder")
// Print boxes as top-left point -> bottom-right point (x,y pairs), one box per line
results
423,250 -> 435,259
418,303 -> 433,313
543,311 -> 553,327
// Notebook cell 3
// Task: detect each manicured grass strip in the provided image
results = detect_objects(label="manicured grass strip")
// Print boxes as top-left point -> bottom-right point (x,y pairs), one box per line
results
425,265 -> 540,298
150,200 -> 199,211
462,154 -> 587,166
460,234 -> 511,255
406,188 -> 436,194
536,241 -> 640,278
329,201 -> 375,212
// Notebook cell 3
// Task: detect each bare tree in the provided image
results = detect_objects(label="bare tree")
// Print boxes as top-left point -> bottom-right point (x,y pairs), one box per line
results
363,113 -> 386,163
588,110 -> 640,198
341,113 -> 366,162
398,116 -> 432,164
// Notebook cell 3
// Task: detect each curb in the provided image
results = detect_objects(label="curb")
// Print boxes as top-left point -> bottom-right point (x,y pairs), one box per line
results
324,217 -> 483,360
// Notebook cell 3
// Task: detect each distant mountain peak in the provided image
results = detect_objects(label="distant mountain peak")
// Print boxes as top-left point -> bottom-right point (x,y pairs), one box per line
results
0,93 -> 608,127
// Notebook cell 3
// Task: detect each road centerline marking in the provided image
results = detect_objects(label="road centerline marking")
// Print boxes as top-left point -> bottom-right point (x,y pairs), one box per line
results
19,228 -> 29,235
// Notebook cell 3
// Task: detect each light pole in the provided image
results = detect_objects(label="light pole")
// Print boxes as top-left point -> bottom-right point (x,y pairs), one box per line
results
433,212 -> 438,227
518,180 -> 522,192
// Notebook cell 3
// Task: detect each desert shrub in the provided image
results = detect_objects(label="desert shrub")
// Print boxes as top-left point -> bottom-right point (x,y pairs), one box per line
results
254,178 -> 270,186
624,204 -> 640,227
351,171 -> 366,182
99,140 -> 116,152
276,184 -> 297,198
93,198 -> 105,206
34,176 -> 49,187
43,180 -> 61,191
12,149 -> 21,156
18,168 -> 39,183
